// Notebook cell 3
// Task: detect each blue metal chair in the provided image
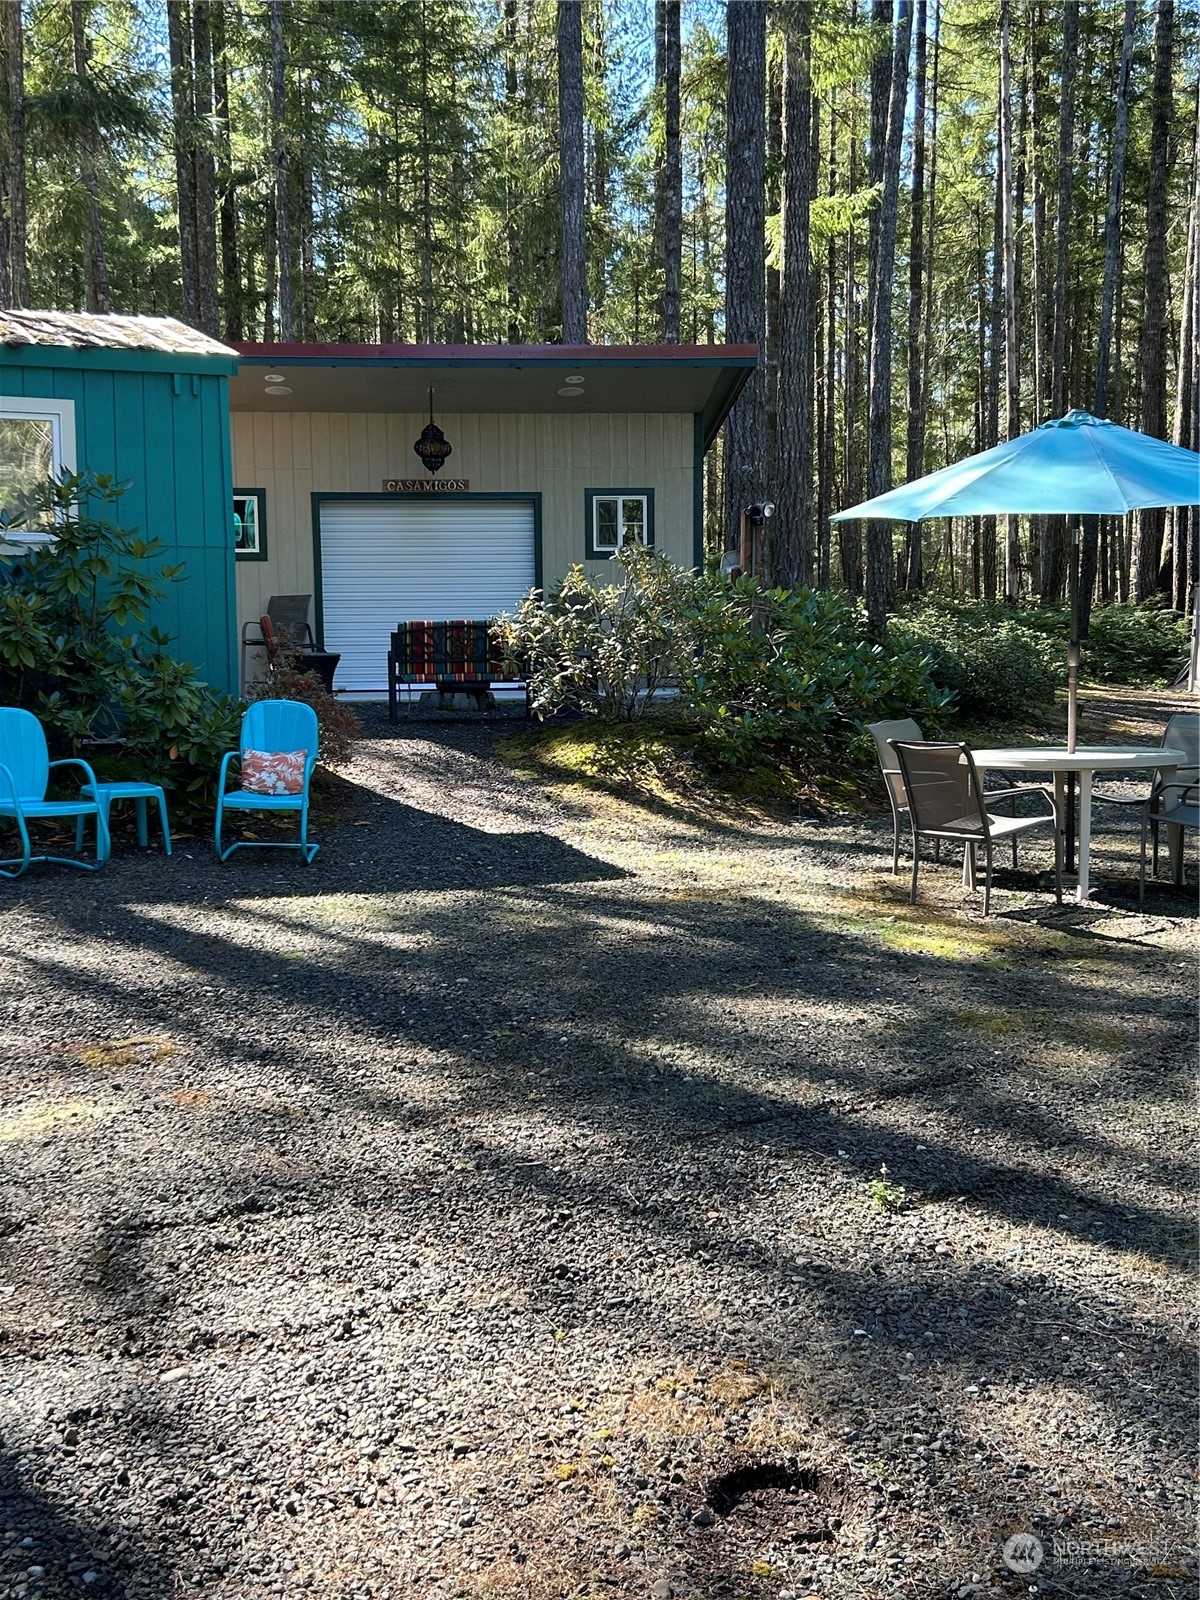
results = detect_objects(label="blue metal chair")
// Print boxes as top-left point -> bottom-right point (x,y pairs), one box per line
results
214,700 -> 320,864
0,708 -> 110,878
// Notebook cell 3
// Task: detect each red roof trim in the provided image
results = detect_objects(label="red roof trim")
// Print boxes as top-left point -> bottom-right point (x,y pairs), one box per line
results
235,341 -> 757,362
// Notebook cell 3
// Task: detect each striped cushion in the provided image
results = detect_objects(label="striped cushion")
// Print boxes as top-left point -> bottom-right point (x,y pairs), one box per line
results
392,620 -> 502,684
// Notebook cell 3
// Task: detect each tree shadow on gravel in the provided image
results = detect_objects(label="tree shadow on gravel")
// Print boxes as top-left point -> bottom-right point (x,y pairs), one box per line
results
13,877 -> 1192,1283
2,729 -> 1194,1598
0,1445 -> 170,1599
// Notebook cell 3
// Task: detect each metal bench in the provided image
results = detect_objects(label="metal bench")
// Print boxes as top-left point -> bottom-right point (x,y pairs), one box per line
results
387,619 -> 510,721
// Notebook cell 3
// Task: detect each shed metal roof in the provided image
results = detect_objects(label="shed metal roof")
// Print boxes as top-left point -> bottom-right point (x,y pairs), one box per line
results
0,310 -> 237,357
232,342 -> 756,450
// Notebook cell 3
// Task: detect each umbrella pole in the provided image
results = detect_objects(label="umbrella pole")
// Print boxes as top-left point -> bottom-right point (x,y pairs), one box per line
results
1065,518 -> 1081,874
1067,519 -> 1080,753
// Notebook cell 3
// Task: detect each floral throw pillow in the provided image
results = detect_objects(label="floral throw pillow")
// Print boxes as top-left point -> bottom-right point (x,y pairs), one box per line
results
242,749 -> 306,796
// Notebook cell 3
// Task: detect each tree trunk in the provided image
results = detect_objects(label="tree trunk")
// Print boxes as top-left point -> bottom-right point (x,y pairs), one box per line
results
1171,79 -> 1200,614
1042,0 -> 1077,601
167,0 -> 199,327
504,0 -> 521,341
211,0 -> 242,341
1132,0 -> 1174,600
864,0 -> 889,389
191,0 -> 219,335
1081,0 -> 1136,630
656,0 -> 681,342
1,0 -> 29,307
773,1 -> 815,590
865,0 -> 912,630
1027,4 -> 1047,590
903,0 -> 928,590
269,0 -> 294,341
299,92 -> 316,341
999,0 -> 1019,600
816,83 -> 837,589
557,0 -> 586,343
841,41 -> 862,598
72,0 -> 110,313
765,47 -> 782,496
723,0 -> 768,550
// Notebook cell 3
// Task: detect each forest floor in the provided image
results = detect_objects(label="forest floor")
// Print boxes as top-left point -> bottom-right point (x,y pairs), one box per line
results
0,688 -> 1195,1600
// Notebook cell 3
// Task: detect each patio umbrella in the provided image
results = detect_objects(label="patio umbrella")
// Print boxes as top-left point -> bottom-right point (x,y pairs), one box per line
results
831,409 -> 1200,749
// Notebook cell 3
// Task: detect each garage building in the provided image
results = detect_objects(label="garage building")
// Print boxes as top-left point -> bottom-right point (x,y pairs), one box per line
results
230,342 -> 753,696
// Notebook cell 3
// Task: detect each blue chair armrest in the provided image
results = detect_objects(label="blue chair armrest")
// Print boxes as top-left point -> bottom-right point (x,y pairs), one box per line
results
48,756 -> 101,791
217,750 -> 240,796
0,761 -> 21,808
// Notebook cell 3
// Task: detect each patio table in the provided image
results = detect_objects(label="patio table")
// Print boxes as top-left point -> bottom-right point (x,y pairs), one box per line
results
969,746 -> 1186,904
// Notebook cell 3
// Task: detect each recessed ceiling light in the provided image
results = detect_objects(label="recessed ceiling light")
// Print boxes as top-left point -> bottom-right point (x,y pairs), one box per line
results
265,384 -> 292,396
264,372 -> 285,383
557,386 -> 585,397
564,374 -> 585,384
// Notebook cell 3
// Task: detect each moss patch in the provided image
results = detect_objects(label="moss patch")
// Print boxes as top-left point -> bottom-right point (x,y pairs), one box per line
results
495,719 -> 810,815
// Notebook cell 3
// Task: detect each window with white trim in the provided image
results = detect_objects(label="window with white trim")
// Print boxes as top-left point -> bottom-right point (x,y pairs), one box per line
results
585,488 -> 654,560
0,397 -> 77,538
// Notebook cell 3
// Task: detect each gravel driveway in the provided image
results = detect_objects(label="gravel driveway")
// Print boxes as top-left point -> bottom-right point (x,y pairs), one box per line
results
1,709 -> 1195,1600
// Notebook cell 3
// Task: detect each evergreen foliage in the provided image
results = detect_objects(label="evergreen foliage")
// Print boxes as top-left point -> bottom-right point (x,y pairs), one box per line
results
0,1 -> 1195,613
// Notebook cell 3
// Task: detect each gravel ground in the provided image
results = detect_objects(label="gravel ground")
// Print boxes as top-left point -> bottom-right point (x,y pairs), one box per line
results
0,698 -> 1196,1600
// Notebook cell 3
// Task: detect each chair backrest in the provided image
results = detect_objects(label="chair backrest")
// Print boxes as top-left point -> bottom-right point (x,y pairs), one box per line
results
265,595 -> 314,647
1163,710 -> 1199,778
867,717 -> 923,808
266,594 -> 312,631
0,707 -> 50,803
892,740 -> 984,836
241,700 -> 319,761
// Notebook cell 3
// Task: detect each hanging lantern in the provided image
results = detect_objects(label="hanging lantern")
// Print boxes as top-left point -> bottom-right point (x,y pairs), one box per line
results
414,388 -> 453,474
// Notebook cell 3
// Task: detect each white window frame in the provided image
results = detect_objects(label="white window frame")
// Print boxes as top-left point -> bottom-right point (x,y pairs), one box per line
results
587,489 -> 653,560
0,396 -> 77,545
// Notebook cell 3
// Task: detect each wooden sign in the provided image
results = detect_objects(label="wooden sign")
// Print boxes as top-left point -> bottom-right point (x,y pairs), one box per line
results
382,478 -> 469,493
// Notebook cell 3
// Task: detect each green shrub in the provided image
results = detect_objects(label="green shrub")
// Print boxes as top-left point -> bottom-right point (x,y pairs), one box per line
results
892,600 -> 1061,719
1084,603 -> 1189,685
893,596 -> 1189,707
0,470 -> 242,812
676,575 -> 950,774
497,548 -> 950,782
247,654 -> 362,766
494,548 -> 692,721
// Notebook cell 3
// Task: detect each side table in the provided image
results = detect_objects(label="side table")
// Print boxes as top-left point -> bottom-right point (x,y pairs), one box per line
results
76,781 -> 172,857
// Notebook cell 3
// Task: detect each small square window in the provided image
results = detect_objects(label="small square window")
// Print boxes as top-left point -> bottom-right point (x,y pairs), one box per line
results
585,488 -> 654,561
233,488 -> 267,560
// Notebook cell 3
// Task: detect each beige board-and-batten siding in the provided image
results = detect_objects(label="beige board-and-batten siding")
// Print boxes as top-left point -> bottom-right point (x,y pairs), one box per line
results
231,408 -> 697,637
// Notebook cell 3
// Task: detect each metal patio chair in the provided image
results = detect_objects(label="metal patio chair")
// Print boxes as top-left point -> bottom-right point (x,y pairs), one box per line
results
867,717 -> 923,873
240,594 -> 318,690
890,739 -> 1062,915
1139,711 -> 1199,902
0,707 -> 110,878
214,700 -> 320,864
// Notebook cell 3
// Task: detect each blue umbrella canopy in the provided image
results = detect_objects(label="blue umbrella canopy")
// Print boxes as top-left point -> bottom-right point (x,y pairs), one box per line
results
831,410 -> 1200,522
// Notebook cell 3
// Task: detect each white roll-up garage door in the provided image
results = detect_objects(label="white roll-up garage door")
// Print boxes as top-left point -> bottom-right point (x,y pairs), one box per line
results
318,498 -> 537,693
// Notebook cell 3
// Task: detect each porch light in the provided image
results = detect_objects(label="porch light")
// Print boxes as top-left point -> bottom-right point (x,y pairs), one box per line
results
557,387 -> 585,397
265,373 -> 285,383
266,385 -> 292,396
413,388 -> 453,474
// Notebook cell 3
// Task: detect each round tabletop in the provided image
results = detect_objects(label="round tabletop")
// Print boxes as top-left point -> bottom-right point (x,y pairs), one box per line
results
970,745 -> 1186,771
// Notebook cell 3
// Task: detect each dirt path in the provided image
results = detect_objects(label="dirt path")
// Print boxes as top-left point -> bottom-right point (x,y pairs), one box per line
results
0,704 -> 1195,1600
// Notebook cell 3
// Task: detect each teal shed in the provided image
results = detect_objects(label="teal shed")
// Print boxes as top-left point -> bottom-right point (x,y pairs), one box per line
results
0,311 -> 239,694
